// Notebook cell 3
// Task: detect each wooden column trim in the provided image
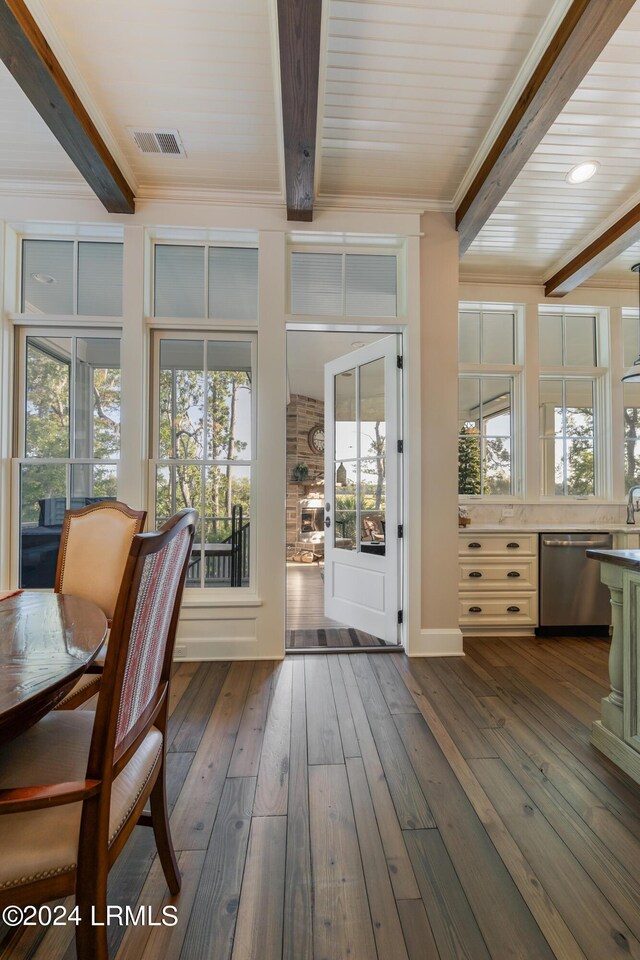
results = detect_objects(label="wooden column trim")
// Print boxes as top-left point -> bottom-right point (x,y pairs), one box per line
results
456,0 -> 634,255
0,0 -> 134,214
277,0 -> 322,222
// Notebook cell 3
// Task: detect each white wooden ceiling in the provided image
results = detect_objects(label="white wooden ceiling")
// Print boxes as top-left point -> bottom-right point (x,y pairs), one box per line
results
317,0 -> 558,205
0,60 -> 85,189
33,0 -> 283,199
461,3 -> 640,285
3,0 -> 640,289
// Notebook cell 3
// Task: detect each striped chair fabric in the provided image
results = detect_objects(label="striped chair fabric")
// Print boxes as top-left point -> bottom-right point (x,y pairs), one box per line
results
115,526 -> 192,747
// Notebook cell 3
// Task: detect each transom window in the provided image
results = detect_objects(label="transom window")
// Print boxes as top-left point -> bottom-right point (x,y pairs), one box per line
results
539,312 -> 597,367
21,239 -> 123,317
459,309 -> 515,365
153,244 -> 258,321
152,333 -> 255,589
290,251 -> 398,317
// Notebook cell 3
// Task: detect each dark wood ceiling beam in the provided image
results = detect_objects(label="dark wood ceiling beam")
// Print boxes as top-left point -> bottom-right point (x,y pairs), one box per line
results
277,0 -> 322,222
545,203 -> 640,296
0,0 -> 134,214
456,0 -> 634,255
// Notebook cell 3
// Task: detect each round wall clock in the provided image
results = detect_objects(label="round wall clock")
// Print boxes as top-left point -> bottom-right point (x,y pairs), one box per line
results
308,424 -> 325,454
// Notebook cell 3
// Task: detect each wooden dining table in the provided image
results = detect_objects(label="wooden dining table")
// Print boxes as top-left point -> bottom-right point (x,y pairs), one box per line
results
0,592 -> 107,746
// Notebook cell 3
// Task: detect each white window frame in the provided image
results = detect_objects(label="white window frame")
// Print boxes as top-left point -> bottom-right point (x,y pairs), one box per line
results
12,325 -> 123,588
15,236 -> 124,320
538,306 -> 610,500
149,329 -> 257,598
458,303 -> 525,501
151,240 -> 259,323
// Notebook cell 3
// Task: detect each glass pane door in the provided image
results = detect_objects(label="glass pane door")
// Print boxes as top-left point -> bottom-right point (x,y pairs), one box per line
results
333,356 -> 386,555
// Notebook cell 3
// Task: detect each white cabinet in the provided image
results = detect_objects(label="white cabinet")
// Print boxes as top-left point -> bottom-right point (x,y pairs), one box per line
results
459,531 -> 538,634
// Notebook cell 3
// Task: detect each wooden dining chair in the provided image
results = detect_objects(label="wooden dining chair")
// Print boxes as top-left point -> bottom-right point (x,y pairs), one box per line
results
54,500 -> 146,709
0,508 -> 197,960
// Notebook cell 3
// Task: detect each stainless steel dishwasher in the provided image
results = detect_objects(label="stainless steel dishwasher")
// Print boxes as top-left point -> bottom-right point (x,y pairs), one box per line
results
539,532 -> 613,631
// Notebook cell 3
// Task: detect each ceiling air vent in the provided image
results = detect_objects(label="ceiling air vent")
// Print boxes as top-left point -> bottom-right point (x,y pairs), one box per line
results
130,128 -> 186,157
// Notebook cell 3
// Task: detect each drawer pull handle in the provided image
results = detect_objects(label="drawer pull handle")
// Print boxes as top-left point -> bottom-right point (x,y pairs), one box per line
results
468,542 -> 482,549
506,542 -> 520,549
469,606 -> 482,614
507,605 -> 521,613
469,571 -> 482,578
507,571 -> 520,578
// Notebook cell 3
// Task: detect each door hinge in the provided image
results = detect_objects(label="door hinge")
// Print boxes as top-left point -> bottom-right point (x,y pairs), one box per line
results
397,524 -> 403,539
397,439 -> 403,453
397,610 -> 404,624
397,355 -> 403,369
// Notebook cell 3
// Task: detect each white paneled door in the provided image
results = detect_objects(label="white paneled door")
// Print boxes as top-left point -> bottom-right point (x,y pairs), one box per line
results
324,336 -> 401,644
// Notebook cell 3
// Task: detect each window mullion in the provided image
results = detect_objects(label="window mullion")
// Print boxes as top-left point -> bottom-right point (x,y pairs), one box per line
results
202,339 -> 208,588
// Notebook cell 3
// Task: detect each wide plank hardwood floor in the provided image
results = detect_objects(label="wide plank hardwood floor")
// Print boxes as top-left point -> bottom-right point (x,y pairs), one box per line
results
2,636 -> 640,959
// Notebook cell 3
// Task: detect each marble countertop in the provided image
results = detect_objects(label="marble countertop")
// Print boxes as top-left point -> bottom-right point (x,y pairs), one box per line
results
586,549 -> 640,570
459,524 -> 637,533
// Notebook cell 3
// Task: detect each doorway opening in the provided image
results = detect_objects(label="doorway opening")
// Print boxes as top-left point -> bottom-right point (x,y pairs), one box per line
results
285,328 -> 403,651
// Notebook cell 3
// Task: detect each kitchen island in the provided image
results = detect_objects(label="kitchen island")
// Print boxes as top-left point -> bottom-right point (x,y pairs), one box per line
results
586,549 -> 640,785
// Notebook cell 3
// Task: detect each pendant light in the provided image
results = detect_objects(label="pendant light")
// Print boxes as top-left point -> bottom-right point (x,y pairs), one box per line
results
622,263 -> 640,383
336,462 -> 347,486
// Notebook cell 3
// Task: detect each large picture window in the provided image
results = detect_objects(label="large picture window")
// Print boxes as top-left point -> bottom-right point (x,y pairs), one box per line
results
152,334 -> 255,589
17,331 -> 121,587
539,379 -> 595,496
458,377 -> 514,495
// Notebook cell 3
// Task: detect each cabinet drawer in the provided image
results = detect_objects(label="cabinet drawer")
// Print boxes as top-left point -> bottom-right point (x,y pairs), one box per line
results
459,557 -> 536,591
459,533 -> 537,556
459,594 -> 536,625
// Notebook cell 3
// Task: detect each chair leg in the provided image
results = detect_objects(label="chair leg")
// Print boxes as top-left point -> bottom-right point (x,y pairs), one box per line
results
76,882 -> 109,960
149,763 -> 181,894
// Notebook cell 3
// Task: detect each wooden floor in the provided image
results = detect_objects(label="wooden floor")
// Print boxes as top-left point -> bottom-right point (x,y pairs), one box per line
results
286,561 -> 386,647
3,635 -> 640,960
286,626 -> 388,648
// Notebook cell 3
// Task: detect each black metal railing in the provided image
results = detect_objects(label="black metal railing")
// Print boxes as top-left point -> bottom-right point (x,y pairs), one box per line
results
186,507 -> 250,588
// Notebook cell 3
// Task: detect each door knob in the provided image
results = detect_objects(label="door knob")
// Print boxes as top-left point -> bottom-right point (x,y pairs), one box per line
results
324,517 -> 331,528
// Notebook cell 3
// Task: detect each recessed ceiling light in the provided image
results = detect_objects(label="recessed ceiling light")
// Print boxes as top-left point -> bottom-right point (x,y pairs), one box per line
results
31,273 -> 56,284
351,341 -> 365,347
566,161 -> 599,185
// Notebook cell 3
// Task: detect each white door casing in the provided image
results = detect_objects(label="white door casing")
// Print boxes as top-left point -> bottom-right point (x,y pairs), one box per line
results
324,336 -> 401,644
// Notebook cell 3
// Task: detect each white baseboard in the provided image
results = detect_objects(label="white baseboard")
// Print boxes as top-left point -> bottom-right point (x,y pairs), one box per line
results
173,635 -> 284,661
409,628 -> 464,657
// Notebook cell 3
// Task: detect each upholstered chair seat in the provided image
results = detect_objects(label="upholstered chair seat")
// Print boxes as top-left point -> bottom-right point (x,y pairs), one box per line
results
0,712 -> 162,893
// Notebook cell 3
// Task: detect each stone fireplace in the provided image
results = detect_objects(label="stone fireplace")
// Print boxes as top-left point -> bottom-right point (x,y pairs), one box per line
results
286,394 -> 324,557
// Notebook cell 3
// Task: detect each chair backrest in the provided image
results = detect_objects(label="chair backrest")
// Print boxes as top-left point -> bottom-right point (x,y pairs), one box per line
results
55,501 -> 146,622
88,509 -> 197,777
